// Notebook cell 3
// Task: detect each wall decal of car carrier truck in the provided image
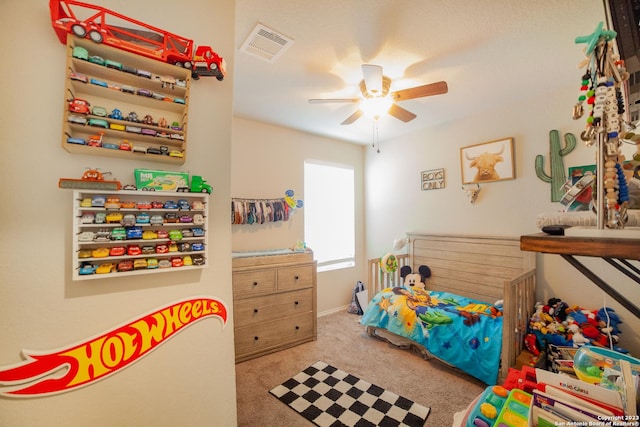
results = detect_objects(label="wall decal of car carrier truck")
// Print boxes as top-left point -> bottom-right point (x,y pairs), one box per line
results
49,0 -> 226,80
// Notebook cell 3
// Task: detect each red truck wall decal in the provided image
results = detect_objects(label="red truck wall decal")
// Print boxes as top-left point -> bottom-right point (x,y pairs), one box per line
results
0,296 -> 227,397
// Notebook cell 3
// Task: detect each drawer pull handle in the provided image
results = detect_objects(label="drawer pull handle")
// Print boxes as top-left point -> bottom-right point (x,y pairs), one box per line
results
295,326 -> 300,330
294,301 -> 299,305
252,281 -> 258,286
254,336 -> 259,341
253,308 -> 259,313
294,275 -> 299,280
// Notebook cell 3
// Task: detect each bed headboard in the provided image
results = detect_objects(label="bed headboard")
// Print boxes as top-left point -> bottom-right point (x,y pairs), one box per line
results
406,233 -> 535,303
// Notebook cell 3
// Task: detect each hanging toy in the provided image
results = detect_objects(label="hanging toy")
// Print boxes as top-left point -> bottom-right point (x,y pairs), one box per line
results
284,189 -> 304,209
380,253 -> 398,274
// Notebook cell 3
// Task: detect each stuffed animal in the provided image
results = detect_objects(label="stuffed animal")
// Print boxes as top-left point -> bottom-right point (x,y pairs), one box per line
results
400,265 -> 431,290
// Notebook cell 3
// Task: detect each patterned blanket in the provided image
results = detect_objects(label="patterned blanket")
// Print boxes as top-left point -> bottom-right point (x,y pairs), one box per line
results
360,286 -> 503,385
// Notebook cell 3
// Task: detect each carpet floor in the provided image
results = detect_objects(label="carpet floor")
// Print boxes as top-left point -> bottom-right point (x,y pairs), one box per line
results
270,360 -> 431,426
236,310 -> 485,426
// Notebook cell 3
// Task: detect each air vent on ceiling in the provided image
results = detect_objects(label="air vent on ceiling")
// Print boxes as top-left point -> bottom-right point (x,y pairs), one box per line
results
240,23 -> 294,63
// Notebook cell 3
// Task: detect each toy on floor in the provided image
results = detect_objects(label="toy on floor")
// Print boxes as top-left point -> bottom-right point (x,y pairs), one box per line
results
465,385 -> 531,427
573,345 -> 640,384
502,366 -> 537,394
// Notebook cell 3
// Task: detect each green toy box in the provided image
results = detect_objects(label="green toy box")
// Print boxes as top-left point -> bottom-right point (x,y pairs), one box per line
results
134,169 -> 189,192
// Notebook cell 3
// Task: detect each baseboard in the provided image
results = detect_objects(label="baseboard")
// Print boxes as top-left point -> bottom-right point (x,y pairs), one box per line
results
318,305 -> 350,317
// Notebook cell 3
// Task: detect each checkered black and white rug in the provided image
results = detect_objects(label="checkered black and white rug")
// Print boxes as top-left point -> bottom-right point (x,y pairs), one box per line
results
269,361 -> 431,427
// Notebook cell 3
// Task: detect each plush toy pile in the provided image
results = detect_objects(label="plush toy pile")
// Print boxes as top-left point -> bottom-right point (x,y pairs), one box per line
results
525,298 -> 627,355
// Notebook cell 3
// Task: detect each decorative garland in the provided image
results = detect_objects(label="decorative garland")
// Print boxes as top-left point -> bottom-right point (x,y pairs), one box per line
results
231,190 -> 303,225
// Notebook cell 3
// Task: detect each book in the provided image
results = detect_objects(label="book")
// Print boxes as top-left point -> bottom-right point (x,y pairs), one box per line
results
531,389 -> 605,423
539,383 -> 622,417
535,368 -> 624,409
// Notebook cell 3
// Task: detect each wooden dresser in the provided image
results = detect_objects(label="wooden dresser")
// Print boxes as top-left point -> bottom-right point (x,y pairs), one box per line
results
232,250 -> 317,363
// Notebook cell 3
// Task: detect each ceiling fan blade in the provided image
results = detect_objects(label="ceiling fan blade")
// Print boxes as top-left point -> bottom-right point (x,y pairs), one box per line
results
308,98 -> 360,103
362,64 -> 383,95
391,81 -> 448,102
341,109 -> 363,125
388,103 -> 417,122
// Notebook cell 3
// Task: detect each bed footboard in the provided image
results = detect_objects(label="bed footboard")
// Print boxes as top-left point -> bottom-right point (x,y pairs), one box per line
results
500,268 -> 536,381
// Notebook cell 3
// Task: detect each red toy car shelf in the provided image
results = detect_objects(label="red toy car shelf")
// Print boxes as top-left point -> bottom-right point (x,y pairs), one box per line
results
49,0 -> 226,80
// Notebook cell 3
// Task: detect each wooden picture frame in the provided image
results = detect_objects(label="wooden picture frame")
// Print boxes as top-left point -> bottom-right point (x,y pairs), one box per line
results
421,168 -> 445,190
460,137 -> 515,184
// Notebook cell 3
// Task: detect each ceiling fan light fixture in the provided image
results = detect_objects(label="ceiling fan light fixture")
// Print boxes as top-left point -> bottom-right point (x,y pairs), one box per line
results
361,96 -> 393,119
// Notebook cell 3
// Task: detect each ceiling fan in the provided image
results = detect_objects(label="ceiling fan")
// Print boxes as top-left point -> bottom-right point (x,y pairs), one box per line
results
308,64 -> 448,125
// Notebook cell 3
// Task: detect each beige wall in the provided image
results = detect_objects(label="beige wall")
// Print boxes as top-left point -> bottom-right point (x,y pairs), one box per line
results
0,1 -> 237,426
231,118 -> 366,314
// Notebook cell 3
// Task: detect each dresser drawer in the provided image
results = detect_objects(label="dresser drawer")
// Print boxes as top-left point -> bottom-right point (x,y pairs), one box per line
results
233,269 -> 276,298
234,313 -> 315,359
277,264 -> 314,291
234,288 -> 313,328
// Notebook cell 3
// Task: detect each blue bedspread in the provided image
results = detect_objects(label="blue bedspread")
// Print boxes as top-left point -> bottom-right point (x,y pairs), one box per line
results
360,286 -> 503,385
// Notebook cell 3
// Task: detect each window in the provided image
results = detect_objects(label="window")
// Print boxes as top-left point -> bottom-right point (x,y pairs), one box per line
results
304,161 -> 355,272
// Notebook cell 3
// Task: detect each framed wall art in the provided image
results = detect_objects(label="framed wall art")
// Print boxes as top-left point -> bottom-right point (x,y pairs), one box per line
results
460,137 -> 515,184
421,168 -> 445,190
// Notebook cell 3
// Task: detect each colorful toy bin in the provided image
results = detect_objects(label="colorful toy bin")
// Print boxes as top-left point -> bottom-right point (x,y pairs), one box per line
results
134,169 -> 189,192
573,345 -> 640,384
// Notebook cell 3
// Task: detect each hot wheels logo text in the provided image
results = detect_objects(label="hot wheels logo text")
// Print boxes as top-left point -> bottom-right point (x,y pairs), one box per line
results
0,296 -> 227,397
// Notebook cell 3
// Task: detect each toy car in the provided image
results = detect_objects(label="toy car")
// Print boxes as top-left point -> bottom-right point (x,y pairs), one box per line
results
90,78 -> 108,88
127,245 -> 142,256
117,260 -> 134,272
164,212 -> 179,223
126,126 -> 142,134
152,92 -> 165,100
137,88 -> 153,97
173,97 -> 185,104
92,247 -> 110,258
142,114 -> 154,125
126,111 -> 139,122
151,201 -> 164,209
69,98 -> 90,114
70,71 -> 88,83
95,230 -> 111,242
67,136 -> 86,145
168,243 -> 178,252
78,231 -> 96,242
91,106 -> 107,117
179,215 -> 192,223
181,229 -> 193,238
164,200 -> 178,209
170,133 -> 184,141
102,142 -> 119,150
133,259 -> 148,270
111,227 -> 126,240
142,230 -> 158,240
121,200 -> 135,209
150,215 -> 164,225
192,254 -> 205,265
159,259 -> 171,268
157,230 -> 169,239
171,257 -> 183,267
108,108 -> 123,120
158,75 -> 176,89
136,69 -> 152,79
193,214 -> 205,225
191,227 -> 205,237
155,244 -> 169,254
80,197 -> 92,207
121,214 -> 136,227
191,242 -> 204,251
87,132 -> 104,147
105,59 -> 122,70
132,145 -> 147,153
146,146 -> 161,154
121,85 -> 136,94
106,212 -> 123,223
168,230 -> 183,241
91,195 -> 106,207
147,258 -> 159,269
182,255 -> 193,266
170,122 -> 182,130
136,212 -> 150,224
142,129 -> 158,137
126,227 -> 143,239
81,213 -> 95,224
109,246 -> 125,256
176,79 -> 187,88
94,212 -> 106,224
68,114 -> 88,125
158,118 -> 168,128
141,245 -> 155,254
169,150 -> 184,158
177,199 -> 190,210
119,141 -> 132,151
109,124 -> 125,131
72,46 -> 89,60
104,197 -> 121,209
160,146 -> 169,155
122,65 -> 137,75
107,83 -> 121,91
79,263 -> 96,275
96,263 -> 116,274
78,249 -> 92,258
88,118 -> 108,128
137,201 -> 152,209
88,55 -> 105,65
179,242 -> 191,252
191,201 -> 204,210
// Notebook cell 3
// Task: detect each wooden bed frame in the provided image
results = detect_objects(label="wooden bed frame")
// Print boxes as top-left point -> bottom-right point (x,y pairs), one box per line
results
366,233 -> 536,382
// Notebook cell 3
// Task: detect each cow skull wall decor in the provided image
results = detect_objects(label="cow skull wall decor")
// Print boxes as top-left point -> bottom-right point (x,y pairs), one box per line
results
462,183 -> 481,204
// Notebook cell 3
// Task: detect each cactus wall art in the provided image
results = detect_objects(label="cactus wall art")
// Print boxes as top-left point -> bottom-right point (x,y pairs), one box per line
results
535,130 -> 576,202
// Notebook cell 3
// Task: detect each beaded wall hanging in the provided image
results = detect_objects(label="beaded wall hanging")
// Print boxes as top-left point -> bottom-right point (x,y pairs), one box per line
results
574,22 -> 631,228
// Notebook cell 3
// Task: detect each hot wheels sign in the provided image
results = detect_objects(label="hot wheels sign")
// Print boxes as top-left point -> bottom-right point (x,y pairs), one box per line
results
0,296 -> 227,397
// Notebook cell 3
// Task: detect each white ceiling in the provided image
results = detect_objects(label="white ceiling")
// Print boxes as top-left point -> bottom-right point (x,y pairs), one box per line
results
232,0 -> 607,145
